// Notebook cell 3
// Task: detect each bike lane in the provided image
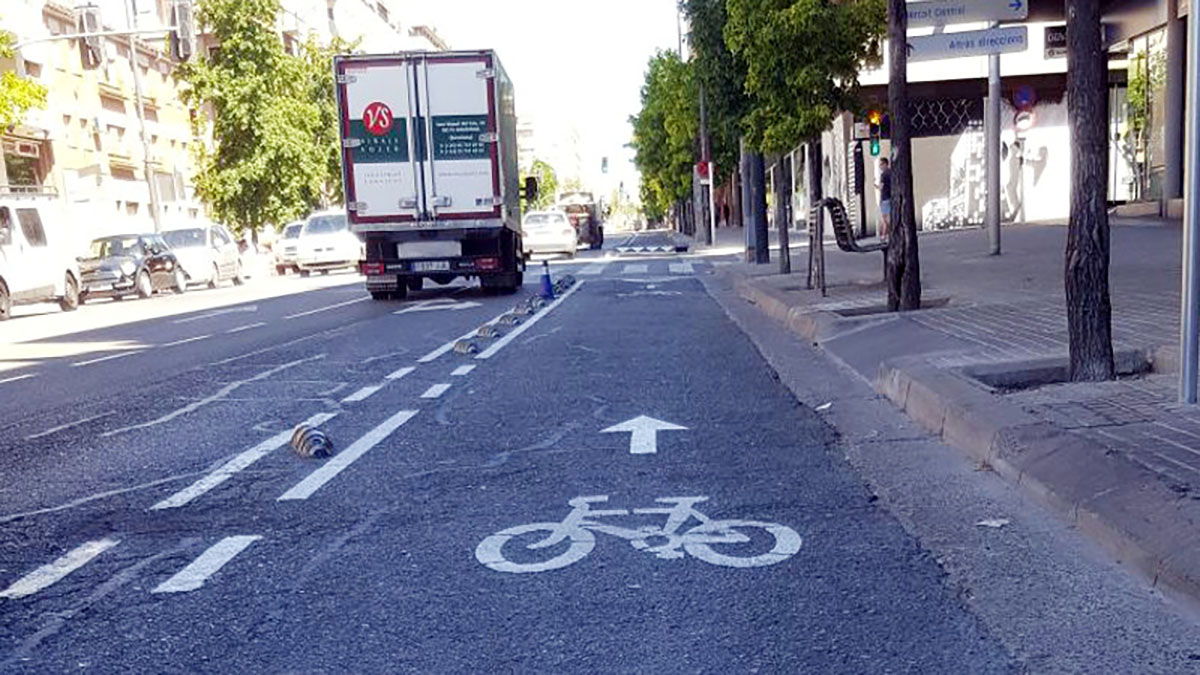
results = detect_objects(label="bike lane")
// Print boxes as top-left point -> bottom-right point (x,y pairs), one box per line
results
1,272 -> 1017,672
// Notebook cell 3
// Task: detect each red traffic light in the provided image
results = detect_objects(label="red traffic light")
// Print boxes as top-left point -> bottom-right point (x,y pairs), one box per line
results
867,109 -> 883,126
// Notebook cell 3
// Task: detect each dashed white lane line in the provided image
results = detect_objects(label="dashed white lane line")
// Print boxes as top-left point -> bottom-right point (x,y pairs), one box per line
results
421,383 -> 451,399
278,409 -> 419,501
283,296 -> 370,320
451,365 -> 476,377
25,411 -> 117,441
342,384 -> 384,403
226,322 -> 267,334
622,264 -> 648,274
578,263 -> 608,276
0,538 -> 120,599
476,282 -> 585,360
152,536 -> 261,594
71,351 -> 145,367
417,309 -> 512,363
151,412 -> 338,510
0,373 -> 37,385
386,366 -> 416,380
160,334 -> 212,348
669,262 -> 694,274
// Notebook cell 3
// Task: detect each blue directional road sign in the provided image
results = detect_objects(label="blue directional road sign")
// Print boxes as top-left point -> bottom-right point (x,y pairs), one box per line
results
906,0 -> 1029,28
906,25 -> 1029,63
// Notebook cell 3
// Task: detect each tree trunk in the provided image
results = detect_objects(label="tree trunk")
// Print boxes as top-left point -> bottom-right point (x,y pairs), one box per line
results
1065,0 -> 1115,380
745,143 -> 769,264
885,0 -> 921,311
776,159 -> 792,274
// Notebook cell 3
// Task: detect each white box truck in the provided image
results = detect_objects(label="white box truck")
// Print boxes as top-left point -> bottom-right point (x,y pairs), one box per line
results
335,50 -> 528,300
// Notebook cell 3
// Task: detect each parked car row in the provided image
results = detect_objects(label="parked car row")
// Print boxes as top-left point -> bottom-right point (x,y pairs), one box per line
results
272,208 -> 364,277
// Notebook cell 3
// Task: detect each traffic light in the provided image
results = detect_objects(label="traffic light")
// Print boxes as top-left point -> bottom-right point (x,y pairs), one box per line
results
867,109 -> 882,157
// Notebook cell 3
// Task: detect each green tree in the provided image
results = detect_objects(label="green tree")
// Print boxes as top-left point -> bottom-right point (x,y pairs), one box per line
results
629,50 -> 697,221
0,19 -> 48,129
724,0 -> 885,154
680,0 -> 747,179
520,158 -> 558,212
300,35 -> 358,207
177,0 -> 325,239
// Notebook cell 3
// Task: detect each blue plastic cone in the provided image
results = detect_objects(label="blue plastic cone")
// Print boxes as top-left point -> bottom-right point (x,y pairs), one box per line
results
539,260 -> 555,299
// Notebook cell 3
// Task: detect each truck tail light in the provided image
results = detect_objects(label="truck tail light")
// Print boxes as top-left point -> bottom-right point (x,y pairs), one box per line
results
361,262 -> 385,276
477,257 -> 500,271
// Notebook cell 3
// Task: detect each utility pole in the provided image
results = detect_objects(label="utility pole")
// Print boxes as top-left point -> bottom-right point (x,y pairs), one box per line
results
985,21 -> 1001,255
125,0 -> 163,233
698,84 -> 713,246
1179,0 -> 1200,401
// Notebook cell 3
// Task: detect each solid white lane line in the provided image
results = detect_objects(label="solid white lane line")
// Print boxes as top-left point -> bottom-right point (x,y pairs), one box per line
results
476,282 -> 584,360
71,351 -> 145,367
152,536 -> 261,593
385,366 -> 416,380
0,373 -> 37,385
0,538 -> 120,599
160,334 -> 212,348
669,262 -> 694,274
451,365 -> 476,377
25,411 -> 116,441
342,384 -> 383,403
226,322 -> 267,334
283,296 -> 370,320
151,412 -> 338,510
278,409 -> 418,501
622,264 -> 648,274
578,263 -> 608,276
417,309 -> 512,363
421,383 -> 451,399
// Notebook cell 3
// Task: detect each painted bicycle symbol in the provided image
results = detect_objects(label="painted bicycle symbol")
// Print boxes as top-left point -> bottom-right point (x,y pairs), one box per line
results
475,495 -> 802,573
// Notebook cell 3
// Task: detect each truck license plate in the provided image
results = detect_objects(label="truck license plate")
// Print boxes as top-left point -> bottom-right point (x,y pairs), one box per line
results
413,261 -> 450,272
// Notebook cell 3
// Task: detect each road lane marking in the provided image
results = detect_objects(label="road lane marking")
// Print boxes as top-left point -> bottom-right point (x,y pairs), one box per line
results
151,412 -> 338,510
173,306 -> 258,324
25,411 -> 116,441
622,264 -> 648,274
578,263 -> 608,276
476,282 -> 584,360
669,262 -> 694,274
226,322 -> 267,334
152,536 -> 261,593
103,354 -> 326,438
278,409 -> 418,501
71,351 -> 145,367
417,309 -> 512,363
386,366 -> 416,380
0,373 -> 37,385
284,296 -> 369,320
342,384 -> 384,403
451,365 -> 475,377
160,334 -> 212,348
0,539 -> 120,599
421,383 -> 451,399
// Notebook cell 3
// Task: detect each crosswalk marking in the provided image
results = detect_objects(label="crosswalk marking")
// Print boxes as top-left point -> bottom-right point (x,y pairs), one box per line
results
0,538 -> 119,599
278,409 -> 419,501
622,264 -> 649,274
451,365 -> 476,377
578,263 -> 608,276
342,384 -> 384,403
152,536 -> 261,594
386,366 -> 416,380
669,262 -> 694,274
421,383 -> 451,399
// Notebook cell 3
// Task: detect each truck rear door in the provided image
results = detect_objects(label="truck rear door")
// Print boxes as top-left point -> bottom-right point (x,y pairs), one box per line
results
413,54 -> 501,222
337,57 -> 422,225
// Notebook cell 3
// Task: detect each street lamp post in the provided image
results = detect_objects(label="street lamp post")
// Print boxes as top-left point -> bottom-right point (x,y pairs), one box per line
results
125,0 -> 163,233
1180,0 -> 1200,402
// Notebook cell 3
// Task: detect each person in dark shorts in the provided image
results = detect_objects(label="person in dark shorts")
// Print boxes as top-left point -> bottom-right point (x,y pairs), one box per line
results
876,158 -> 892,241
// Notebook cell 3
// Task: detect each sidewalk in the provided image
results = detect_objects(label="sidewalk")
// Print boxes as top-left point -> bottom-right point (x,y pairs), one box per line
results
716,219 -> 1200,605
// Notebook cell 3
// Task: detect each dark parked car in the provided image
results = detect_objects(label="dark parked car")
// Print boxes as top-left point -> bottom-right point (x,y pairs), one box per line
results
79,234 -> 187,303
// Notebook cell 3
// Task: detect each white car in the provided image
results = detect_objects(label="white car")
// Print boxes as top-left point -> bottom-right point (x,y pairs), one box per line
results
0,192 -> 80,319
522,211 -> 577,258
274,221 -> 304,275
162,225 -> 243,288
296,210 -> 363,276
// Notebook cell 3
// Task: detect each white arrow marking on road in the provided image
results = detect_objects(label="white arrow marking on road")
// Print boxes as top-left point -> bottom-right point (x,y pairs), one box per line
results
394,300 -> 483,315
602,416 -> 688,455
173,305 -> 258,324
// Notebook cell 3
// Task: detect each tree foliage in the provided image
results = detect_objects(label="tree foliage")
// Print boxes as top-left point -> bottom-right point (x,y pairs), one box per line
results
177,0 -> 328,237
725,0 -> 885,153
629,50 -> 697,220
0,19 -> 48,129
520,158 -> 558,212
301,35 -> 358,206
680,0 -> 748,179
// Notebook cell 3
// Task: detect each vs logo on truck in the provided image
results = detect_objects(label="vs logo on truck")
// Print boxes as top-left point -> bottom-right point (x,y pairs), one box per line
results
362,102 -> 394,136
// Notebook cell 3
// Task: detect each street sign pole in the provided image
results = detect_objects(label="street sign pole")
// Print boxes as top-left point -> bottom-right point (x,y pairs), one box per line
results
986,22 -> 1002,255
1180,0 -> 1200,403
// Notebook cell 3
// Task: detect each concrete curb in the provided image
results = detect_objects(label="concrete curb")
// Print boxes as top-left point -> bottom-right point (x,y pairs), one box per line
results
725,270 -> 845,343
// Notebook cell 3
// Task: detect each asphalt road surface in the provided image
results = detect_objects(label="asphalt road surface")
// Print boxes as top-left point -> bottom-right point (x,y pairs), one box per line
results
1,230 -> 1198,672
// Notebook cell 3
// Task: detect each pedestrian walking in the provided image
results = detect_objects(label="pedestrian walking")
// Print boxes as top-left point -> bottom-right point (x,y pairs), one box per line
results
876,157 -> 892,241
